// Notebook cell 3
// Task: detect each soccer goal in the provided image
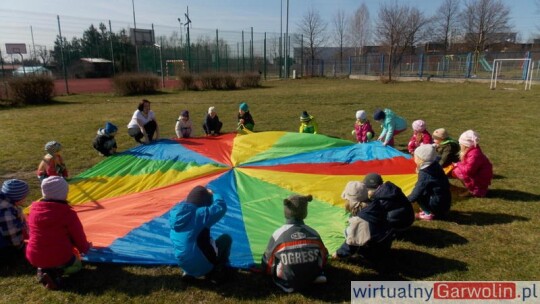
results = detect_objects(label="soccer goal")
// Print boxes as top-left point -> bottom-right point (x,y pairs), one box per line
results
490,58 -> 534,90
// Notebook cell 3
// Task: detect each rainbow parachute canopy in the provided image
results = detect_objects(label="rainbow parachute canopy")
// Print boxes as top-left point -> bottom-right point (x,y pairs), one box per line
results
69,131 -> 417,268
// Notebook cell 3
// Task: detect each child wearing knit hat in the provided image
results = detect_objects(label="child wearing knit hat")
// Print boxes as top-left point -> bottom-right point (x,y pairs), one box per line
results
408,145 -> 452,221
451,130 -> 493,197
352,110 -> 375,143
26,176 -> 91,290
93,122 -> 118,156
262,194 -> 327,293
0,179 -> 29,259
432,128 -> 460,169
169,185 -> 232,284
175,110 -> 193,138
407,119 -> 433,154
237,102 -> 255,131
37,141 -> 68,181
203,106 -> 223,136
298,111 -> 319,134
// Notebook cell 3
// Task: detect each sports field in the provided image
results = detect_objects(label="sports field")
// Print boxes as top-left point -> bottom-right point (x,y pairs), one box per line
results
0,78 -> 539,303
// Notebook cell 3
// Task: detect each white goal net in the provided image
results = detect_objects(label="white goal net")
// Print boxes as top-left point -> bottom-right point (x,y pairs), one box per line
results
490,58 -> 534,90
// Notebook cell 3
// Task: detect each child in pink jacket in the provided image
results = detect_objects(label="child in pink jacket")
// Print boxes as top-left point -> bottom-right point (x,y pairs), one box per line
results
452,130 -> 493,197
407,120 -> 433,154
352,110 -> 375,143
26,176 -> 91,290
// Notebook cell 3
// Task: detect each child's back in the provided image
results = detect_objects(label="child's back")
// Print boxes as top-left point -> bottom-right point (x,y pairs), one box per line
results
262,194 -> 327,293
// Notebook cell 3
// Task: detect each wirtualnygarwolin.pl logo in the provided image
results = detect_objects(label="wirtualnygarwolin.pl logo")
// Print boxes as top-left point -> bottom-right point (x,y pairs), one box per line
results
351,281 -> 538,303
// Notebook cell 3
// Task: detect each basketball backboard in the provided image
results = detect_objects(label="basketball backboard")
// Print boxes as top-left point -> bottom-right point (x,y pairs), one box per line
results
5,43 -> 27,54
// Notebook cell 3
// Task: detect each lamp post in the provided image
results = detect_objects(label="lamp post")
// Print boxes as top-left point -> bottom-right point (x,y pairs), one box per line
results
154,43 -> 164,89
177,18 -> 183,49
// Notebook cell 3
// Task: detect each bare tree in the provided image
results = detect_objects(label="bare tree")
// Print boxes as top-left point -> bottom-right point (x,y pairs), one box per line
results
376,2 -> 430,81
433,0 -> 462,52
349,3 -> 371,56
297,7 -> 327,75
332,9 -> 348,67
462,0 -> 512,72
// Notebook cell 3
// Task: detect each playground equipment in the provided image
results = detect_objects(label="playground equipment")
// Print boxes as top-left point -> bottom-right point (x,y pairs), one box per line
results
479,56 -> 493,72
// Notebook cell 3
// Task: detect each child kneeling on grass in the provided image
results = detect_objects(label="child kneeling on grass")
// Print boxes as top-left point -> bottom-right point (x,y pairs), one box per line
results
262,194 -> 328,293
333,181 -> 394,260
93,122 -> 118,156
26,176 -> 91,290
169,186 -> 232,284
408,145 -> 451,221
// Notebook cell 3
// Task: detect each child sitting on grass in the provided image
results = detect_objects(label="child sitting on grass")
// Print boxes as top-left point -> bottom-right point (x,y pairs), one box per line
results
37,141 -> 68,181
175,110 -> 193,138
432,128 -> 460,169
237,102 -> 255,131
262,194 -> 327,293
203,106 -> 223,136
452,130 -> 493,197
407,119 -> 432,154
333,181 -> 394,261
26,176 -> 91,290
352,110 -> 375,143
169,186 -> 232,284
92,122 -> 118,156
299,111 -> 319,134
0,179 -> 29,261
408,145 -> 451,221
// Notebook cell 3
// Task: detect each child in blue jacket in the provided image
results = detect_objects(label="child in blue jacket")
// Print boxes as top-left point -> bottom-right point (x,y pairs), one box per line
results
373,108 -> 407,147
169,186 -> 232,282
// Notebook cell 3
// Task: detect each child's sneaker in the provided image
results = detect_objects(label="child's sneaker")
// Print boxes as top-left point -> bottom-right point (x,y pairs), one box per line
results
275,281 -> 294,293
313,275 -> 327,284
416,212 -> 434,221
37,269 -> 61,290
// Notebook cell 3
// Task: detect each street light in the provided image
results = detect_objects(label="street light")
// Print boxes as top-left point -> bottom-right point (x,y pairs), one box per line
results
177,18 -> 183,48
154,43 -> 164,89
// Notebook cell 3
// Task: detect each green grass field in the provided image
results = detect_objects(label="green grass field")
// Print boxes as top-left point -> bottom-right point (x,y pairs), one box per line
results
1,78 -> 539,303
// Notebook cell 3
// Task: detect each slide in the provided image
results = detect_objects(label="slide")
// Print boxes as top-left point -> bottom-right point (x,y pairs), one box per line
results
479,56 -> 492,72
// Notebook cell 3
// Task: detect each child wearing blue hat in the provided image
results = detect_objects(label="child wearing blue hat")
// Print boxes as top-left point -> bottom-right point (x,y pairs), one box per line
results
0,179 -> 29,260
237,102 -> 255,131
93,122 -> 118,156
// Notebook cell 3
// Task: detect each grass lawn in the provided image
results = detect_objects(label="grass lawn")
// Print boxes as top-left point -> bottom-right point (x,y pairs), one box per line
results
0,78 -> 539,303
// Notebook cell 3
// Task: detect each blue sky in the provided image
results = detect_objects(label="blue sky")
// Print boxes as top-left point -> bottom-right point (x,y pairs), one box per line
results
0,0 -> 538,55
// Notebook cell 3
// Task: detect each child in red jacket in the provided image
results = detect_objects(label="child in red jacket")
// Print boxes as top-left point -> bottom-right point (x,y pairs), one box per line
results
26,176 -> 91,290
452,130 -> 493,197
407,120 -> 433,154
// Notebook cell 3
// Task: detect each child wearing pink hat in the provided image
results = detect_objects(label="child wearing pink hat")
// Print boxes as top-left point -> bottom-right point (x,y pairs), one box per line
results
451,130 -> 493,197
26,176 -> 91,290
407,120 -> 433,154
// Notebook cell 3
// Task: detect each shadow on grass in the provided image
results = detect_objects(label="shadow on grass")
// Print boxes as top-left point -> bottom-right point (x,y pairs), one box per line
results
486,189 -> 540,202
396,226 -> 468,248
446,210 -> 529,226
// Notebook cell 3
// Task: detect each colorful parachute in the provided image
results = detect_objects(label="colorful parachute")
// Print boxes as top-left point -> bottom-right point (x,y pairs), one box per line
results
69,131 -> 417,268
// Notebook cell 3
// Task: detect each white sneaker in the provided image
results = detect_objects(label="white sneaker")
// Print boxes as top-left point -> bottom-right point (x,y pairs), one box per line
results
313,275 -> 327,284
275,281 -> 294,293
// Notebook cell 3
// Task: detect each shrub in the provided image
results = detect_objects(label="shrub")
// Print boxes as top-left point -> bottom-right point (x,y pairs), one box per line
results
223,74 -> 238,90
7,75 -> 55,105
112,73 -> 159,96
239,73 -> 261,88
179,73 -> 199,91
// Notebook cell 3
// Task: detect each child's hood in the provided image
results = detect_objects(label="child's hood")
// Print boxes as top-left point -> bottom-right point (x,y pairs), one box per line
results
169,203 -> 197,230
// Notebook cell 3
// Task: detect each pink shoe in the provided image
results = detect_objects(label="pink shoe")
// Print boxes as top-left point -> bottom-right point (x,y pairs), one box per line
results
416,211 -> 434,221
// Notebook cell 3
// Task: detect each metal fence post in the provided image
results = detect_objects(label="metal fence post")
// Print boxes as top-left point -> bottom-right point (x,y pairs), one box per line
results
465,52 -> 472,78
242,30 -> 245,73
348,56 -> 352,75
216,29 -> 220,72
380,54 -> 385,76
522,51 -> 531,80
418,53 -> 424,78
263,32 -> 267,80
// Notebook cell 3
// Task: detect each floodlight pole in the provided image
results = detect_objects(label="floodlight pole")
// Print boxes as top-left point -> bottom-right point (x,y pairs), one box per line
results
185,7 -> 191,72
285,0 -> 289,79
30,26 -> 36,62
154,43 -> 164,89
132,0 -> 140,72
57,15 -> 69,94
177,18 -> 183,54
